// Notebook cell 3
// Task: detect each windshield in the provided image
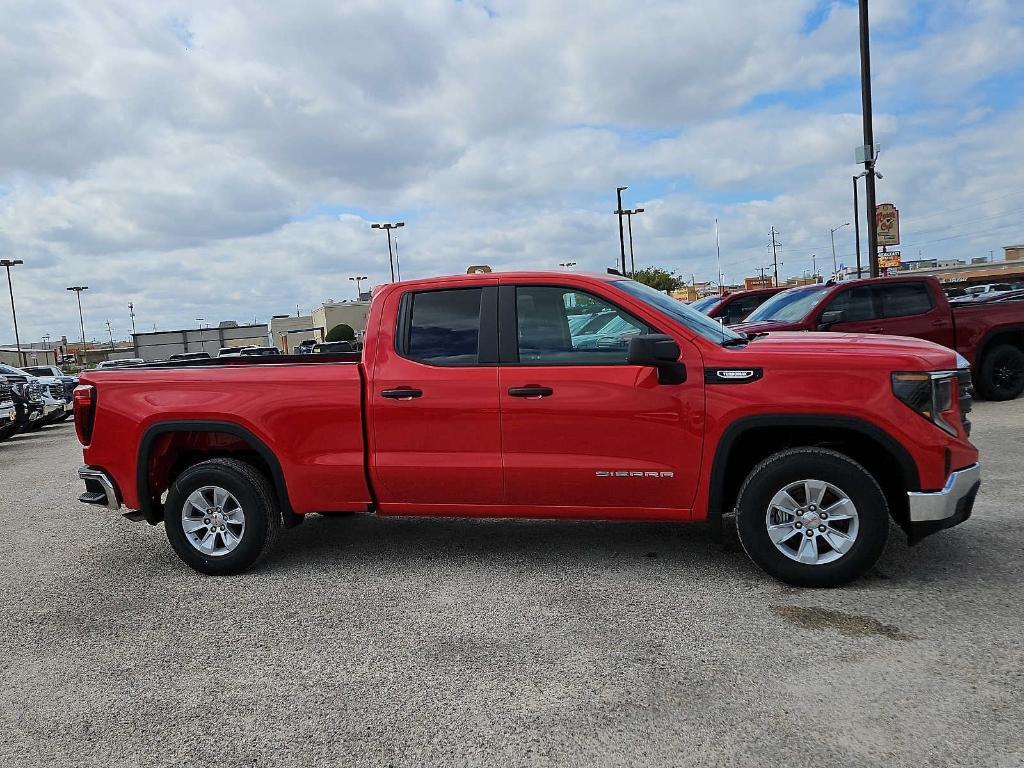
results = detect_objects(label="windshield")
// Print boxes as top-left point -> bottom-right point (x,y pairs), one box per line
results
689,295 -> 724,314
23,366 -> 56,377
745,285 -> 830,323
612,280 -> 743,343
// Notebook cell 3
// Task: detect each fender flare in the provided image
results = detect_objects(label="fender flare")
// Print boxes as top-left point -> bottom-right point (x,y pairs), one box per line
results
706,414 -> 921,541
136,420 -> 299,527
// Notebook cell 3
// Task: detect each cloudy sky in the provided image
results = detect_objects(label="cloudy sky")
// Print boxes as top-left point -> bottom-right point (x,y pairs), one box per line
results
2,0 -> 1023,344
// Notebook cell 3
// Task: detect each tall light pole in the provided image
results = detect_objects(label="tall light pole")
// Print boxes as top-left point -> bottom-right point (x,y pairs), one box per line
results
715,218 -> 723,294
349,275 -> 368,299
1,259 -> 24,366
558,262 -> 577,270
621,208 -> 644,277
614,186 -> 628,274
66,286 -> 89,351
371,222 -> 404,282
128,302 -> 137,335
830,222 -> 850,277
105,320 -> 115,353
811,253 -> 818,276
858,0 -> 880,277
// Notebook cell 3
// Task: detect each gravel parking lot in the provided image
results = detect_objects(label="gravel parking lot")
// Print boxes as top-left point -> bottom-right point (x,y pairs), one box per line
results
1,402 -> 1022,768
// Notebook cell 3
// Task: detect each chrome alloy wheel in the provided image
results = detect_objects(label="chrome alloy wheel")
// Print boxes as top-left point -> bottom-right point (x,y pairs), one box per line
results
181,485 -> 246,557
765,479 -> 860,565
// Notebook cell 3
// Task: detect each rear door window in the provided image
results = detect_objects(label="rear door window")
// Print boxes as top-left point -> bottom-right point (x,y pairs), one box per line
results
405,288 -> 483,365
877,282 -> 933,318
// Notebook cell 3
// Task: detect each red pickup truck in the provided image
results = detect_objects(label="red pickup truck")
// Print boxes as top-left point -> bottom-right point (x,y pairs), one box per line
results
732,275 -> 1024,400
75,272 -> 980,587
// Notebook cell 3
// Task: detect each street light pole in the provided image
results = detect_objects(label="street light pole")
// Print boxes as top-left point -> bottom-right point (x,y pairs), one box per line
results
196,318 -> 205,355
66,286 -> 89,352
852,175 -> 863,277
715,218 -> 723,295
621,208 -> 644,277
371,222 -> 405,282
830,222 -> 850,277
349,275 -> 368,299
615,186 -> 628,274
1,259 -> 24,366
858,0 -> 880,277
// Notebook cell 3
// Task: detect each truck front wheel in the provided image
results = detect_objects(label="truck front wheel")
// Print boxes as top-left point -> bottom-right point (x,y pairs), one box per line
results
735,448 -> 889,587
978,344 -> 1024,401
164,458 -> 281,575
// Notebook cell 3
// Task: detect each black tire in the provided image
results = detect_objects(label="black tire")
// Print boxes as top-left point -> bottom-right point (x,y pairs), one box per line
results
735,448 -> 889,588
164,457 -> 281,575
977,344 -> 1024,401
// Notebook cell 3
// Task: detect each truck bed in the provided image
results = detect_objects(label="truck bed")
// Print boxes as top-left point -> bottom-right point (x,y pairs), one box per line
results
80,357 -> 371,515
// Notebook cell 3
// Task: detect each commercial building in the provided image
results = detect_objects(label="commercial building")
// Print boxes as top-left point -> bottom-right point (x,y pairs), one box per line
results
0,346 -> 59,367
269,315 -> 321,354
311,301 -> 371,340
132,322 -> 269,361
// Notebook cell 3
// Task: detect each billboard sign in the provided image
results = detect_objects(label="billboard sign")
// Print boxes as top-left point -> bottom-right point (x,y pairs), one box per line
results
876,203 -> 900,246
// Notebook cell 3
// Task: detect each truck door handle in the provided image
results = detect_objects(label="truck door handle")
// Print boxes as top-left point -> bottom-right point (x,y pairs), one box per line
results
508,386 -> 553,398
381,387 -> 423,400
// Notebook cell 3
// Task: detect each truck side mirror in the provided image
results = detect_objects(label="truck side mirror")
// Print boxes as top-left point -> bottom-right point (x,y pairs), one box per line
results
818,310 -> 844,331
627,334 -> 686,385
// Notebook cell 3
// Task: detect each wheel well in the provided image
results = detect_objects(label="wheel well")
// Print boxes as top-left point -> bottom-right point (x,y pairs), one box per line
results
715,425 -> 911,531
978,328 -> 1024,367
138,423 -> 297,526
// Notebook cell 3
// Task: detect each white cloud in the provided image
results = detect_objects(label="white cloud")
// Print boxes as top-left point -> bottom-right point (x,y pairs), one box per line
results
0,0 -> 1022,342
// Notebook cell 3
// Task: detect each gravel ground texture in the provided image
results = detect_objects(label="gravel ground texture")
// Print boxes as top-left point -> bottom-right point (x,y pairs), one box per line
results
1,400 -> 1022,768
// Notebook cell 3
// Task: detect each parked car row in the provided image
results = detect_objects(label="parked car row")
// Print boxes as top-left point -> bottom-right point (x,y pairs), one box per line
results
0,363 -> 76,442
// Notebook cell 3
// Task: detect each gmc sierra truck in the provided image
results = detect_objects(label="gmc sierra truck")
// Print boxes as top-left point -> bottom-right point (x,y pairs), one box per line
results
75,272 -> 980,587
732,275 -> 1024,400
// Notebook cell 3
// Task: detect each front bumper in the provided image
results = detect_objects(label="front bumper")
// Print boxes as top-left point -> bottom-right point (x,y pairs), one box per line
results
906,463 -> 981,544
78,466 -> 122,512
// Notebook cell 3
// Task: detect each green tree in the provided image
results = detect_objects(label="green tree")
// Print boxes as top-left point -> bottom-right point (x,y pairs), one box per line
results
631,267 -> 684,292
325,323 -> 355,342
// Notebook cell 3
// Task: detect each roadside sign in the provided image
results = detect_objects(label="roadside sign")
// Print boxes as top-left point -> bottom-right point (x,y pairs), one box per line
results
876,203 -> 900,246
879,250 -> 902,270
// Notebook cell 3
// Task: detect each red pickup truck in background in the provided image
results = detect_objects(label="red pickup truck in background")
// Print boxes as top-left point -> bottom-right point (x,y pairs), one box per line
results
75,272 -> 980,587
690,285 -> 785,325
732,275 -> 1024,400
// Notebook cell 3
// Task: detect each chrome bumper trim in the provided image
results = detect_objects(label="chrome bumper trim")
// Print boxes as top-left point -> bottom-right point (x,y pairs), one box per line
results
78,466 -> 122,512
907,463 -> 981,522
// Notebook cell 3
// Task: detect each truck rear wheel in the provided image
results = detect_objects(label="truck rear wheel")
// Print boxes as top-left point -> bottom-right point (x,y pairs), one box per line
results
978,344 -> 1024,401
164,458 -> 281,575
735,448 -> 889,587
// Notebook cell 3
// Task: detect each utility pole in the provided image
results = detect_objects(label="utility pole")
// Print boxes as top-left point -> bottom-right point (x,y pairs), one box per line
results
769,227 -> 781,286
622,207 -> 644,276
715,218 -> 723,294
128,302 -> 137,336
614,186 -> 628,275
371,222 -> 405,282
858,0 -> 880,277
105,320 -> 115,353
66,286 -> 89,350
811,253 -> 817,276
1,259 -> 24,366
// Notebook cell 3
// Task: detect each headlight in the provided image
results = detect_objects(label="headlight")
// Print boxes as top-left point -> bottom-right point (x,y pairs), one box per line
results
892,371 -> 960,436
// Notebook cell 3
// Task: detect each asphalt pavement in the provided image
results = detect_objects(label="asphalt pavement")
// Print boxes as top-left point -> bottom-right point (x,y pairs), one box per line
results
1,402 -> 1022,767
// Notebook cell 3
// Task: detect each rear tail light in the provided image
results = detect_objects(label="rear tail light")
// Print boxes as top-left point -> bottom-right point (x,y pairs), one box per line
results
891,371 -> 961,437
73,385 -> 96,445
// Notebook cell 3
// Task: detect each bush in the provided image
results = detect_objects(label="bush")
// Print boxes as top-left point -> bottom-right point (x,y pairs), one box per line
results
325,323 -> 356,342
